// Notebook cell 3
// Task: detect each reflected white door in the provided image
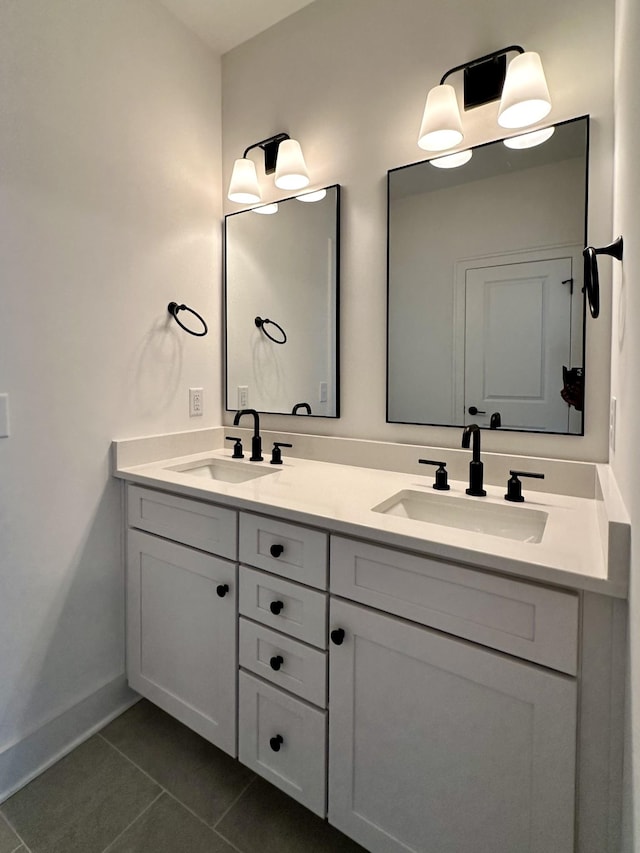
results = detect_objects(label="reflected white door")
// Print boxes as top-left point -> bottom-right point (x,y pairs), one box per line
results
464,257 -> 573,432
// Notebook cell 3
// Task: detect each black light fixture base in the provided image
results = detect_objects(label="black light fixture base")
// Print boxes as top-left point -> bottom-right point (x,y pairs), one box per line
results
463,54 -> 507,110
243,133 -> 290,175
440,45 -> 524,112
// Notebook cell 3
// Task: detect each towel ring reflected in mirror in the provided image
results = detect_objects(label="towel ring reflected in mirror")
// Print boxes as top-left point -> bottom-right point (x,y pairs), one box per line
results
255,316 -> 287,344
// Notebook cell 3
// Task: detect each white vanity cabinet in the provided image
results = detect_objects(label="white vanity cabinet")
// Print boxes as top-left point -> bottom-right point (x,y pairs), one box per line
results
120,480 -> 623,853
126,486 -> 238,756
327,536 -> 580,852
328,598 -> 576,853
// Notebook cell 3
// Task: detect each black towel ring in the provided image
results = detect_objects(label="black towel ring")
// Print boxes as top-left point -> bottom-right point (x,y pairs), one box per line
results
255,316 -> 287,344
582,236 -> 624,320
168,302 -> 208,337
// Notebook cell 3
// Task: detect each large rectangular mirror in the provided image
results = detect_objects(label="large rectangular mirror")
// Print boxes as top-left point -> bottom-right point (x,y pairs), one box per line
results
387,116 -> 588,434
225,185 -> 340,417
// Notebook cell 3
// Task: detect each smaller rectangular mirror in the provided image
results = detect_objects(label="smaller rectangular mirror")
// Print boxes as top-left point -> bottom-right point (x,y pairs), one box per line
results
225,185 -> 340,417
387,117 -> 588,435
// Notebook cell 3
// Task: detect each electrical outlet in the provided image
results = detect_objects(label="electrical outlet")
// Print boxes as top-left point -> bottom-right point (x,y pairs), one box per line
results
319,381 -> 328,403
189,387 -> 203,417
238,385 -> 249,408
610,396 -> 617,451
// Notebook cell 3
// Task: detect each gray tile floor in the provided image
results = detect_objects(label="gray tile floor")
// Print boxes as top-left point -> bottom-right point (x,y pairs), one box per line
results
0,699 -> 366,853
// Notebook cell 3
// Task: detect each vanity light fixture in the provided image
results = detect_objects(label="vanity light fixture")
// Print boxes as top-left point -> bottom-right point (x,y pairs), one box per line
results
418,46 -> 552,153
429,149 -> 473,169
503,125 -> 555,149
251,203 -> 279,215
295,189 -> 327,202
227,133 -> 310,203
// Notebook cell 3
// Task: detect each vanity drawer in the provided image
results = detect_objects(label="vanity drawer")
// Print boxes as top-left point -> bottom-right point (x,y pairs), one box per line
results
330,536 -> 579,675
238,671 -> 327,817
239,513 -> 327,589
239,567 -> 327,648
128,485 -> 237,560
239,618 -> 327,707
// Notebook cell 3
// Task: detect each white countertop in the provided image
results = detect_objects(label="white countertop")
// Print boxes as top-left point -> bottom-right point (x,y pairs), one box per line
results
114,447 -> 629,598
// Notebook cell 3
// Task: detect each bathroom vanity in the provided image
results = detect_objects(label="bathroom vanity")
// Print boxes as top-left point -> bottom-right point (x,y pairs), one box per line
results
114,432 -> 628,853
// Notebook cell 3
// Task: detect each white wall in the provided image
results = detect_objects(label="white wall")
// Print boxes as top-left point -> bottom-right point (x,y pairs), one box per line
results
0,0 -> 221,797
612,0 -> 640,844
222,0 -> 614,462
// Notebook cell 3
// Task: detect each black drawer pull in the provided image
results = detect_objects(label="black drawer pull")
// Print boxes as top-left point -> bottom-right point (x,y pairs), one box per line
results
270,544 -> 284,558
216,584 -> 230,598
270,734 -> 284,752
330,628 -> 345,645
270,600 -> 284,615
270,655 -> 284,671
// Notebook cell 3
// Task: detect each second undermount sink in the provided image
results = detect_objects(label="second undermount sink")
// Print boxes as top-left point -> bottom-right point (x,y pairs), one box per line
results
166,458 -> 274,484
372,489 -> 547,543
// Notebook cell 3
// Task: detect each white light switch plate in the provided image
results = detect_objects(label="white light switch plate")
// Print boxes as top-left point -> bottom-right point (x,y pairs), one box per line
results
0,394 -> 9,437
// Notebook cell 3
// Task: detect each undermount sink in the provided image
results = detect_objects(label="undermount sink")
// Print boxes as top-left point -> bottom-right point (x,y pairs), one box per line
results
166,458 -> 274,484
372,489 -> 547,543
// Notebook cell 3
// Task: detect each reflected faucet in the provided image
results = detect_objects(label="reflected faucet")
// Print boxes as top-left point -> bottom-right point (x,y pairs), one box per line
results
233,409 -> 263,461
461,424 -> 486,496
292,402 -> 312,415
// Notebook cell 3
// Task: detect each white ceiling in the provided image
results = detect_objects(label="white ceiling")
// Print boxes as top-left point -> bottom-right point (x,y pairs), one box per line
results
156,0 -> 317,54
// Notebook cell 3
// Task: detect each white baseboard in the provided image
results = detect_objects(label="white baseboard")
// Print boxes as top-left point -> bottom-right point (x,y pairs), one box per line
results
0,674 -> 139,804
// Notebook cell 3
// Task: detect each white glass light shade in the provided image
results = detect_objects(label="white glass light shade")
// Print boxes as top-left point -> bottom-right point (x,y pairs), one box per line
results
295,189 -> 327,203
430,149 -> 473,169
498,52 -> 552,129
274,139 -> 310,190
503,125 -> 555,149
251,203 -> 279,214
418,84 -> 464,152
228,158 -> 261,203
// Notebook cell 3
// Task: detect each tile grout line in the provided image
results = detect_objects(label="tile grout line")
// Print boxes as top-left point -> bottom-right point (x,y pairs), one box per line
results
0,810 -> 34,853
98,732 -> 257,843
97,733 -> 172,796
99,790 -> 164,853
212,776 -> 256,829
161,790 -> 248,853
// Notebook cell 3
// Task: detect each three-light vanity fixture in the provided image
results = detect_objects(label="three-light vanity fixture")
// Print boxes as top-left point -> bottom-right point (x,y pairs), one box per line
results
228,133 -> 310,204
419,45 -> 553,164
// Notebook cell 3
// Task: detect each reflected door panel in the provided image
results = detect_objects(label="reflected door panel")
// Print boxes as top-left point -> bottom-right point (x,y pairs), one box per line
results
463,257 -> 573,432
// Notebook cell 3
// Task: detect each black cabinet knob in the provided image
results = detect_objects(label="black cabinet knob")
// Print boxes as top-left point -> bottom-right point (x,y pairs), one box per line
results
216,584 -> 230,598
270,600 -> 284,615
270,544 -> 284,558
270,734 -> 284,752
468,406 -> 486,415
330,628 -> 345,646
270,655 -> 284,671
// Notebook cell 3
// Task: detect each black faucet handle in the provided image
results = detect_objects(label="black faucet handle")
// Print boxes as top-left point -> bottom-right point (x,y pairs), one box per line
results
418,459 -> 450,491
225,436 -> 244,458
505,470 -> 545,502
270,442 -> 293,465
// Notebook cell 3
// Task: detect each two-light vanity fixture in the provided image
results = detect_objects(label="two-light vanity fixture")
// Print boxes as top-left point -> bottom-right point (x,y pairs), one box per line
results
228,133 -> 310,204
419,45 -> 553,166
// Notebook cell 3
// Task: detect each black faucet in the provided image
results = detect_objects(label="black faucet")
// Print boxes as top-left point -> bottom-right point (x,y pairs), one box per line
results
291,402 -> 312,415
461,424 -> 486,496
233,409 -> 263,461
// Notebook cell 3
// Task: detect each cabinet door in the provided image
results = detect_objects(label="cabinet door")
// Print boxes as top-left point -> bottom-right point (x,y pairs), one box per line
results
328,599 -> 576,853
127,529 -> 237,756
